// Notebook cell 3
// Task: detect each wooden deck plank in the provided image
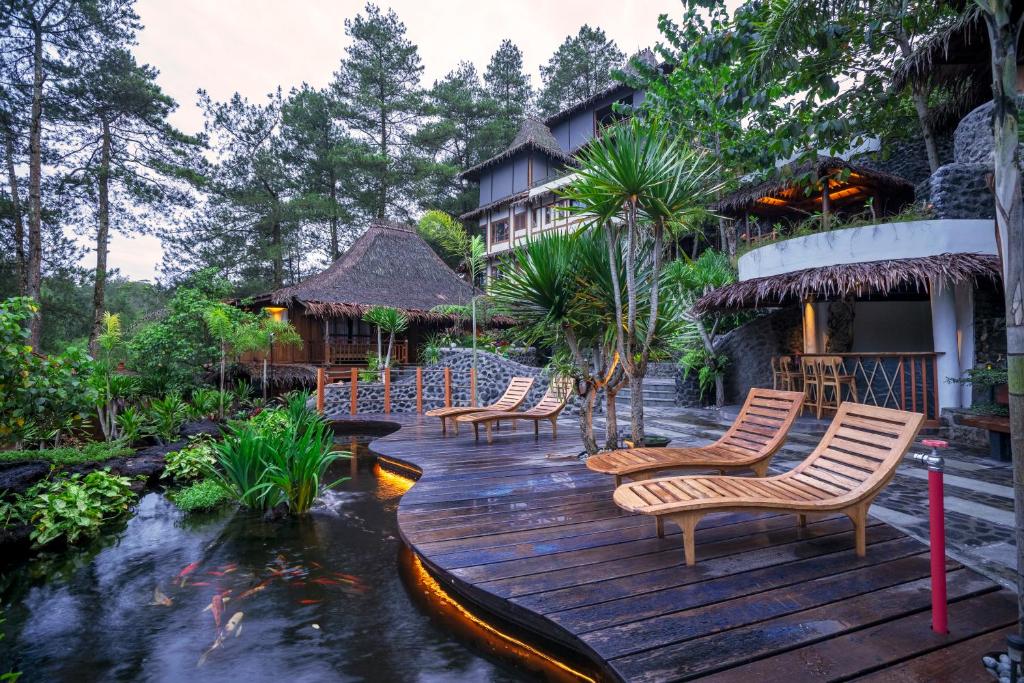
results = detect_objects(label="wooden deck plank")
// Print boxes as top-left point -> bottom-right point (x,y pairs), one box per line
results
347,413 -> 1013,683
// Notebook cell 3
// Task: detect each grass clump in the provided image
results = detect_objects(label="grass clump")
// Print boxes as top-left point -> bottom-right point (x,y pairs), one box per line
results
0,442 -> 132,466
170,479 -> 233,513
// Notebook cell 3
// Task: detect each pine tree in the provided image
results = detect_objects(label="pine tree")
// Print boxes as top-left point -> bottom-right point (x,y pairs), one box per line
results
483,39 -> 532,149
331,3 -> 424,220
1,0 -> 140,347
537,25 -> 624,117
62,47 -> 203,350
280,84 -> 362,261
415,62 -> 498,214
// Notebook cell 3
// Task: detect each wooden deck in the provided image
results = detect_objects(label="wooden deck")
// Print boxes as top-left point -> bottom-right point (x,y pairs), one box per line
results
350,413 -> 1016,682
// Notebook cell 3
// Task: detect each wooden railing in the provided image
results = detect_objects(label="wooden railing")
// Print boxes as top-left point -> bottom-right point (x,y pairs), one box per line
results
316,365 -> 477,416
325,337 -> 408,365
799,353 -> 941,427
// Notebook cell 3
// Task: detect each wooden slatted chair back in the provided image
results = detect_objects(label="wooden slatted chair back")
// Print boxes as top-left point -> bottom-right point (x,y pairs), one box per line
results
527,377 -> 574,415
784,402 -> 924,504
713,388 -> 803,460
800,356 -> 820,382
492,376 -> 535,410
819,356 -> 846,383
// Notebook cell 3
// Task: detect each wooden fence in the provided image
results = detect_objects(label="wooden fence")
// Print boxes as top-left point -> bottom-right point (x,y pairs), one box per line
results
315,365 -> 477,416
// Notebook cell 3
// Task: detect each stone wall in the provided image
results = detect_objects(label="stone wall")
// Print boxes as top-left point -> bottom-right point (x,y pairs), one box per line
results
321,348 -> 575,419
928,163 -> 994,219
717,307 -> 803,403
858,134 -> 954,187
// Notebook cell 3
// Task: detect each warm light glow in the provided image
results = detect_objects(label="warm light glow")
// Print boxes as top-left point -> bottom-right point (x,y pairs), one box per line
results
756,196 -> 787,206
823,186 -> 862,201
373,457 -> 418,499
264,306 -> 286,321
405,550 -> 598,683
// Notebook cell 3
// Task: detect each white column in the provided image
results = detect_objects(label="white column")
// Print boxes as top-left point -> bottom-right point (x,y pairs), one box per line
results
930,278 -> 962,410
954,282 -> 976,407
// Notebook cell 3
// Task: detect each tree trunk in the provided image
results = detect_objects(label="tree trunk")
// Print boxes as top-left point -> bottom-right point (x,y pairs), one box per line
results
385,331 -> 394,368
271,219 -> 283,288
605,373 -> 624,451
329,168 -> 339,259
895,32 -> 941,174
3,124 -> 26,294
89,118 -> 112,353
577,384 -> 599,455
25,27 -> 44,348
695,316 -> 726,407
471,296 -> 478,404
219,343 -> 226,419
628,373 -> 645,446
979,1 -> 1024,634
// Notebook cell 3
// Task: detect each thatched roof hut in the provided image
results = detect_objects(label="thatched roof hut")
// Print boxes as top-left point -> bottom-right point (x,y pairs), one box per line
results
693,252 -> 1000,314
255,220 -> 474,322
461,118 -> 573,182
714,157 -> 915,219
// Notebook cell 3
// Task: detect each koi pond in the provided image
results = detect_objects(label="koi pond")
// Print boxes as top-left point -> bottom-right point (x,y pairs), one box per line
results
0,433 -> 548,682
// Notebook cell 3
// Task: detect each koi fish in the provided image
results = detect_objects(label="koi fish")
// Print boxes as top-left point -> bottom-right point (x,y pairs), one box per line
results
225,611 -> 243,637
211,594 -> 224,628
197,632 -> 224,667
150,586 -> 173,607
190,581 -> 211,587
219,563 -> 238,573
237,579 -> 271,600
178,562 -> 200,578
207,571 -> 226,577
202,596 -> 231,612
298,599 -> 322,605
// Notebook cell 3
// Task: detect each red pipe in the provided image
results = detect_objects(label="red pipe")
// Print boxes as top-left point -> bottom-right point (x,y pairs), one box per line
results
921,438 -> 949,635
928,467 -> 948,634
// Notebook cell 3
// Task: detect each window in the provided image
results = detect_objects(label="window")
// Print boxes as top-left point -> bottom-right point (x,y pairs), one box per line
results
491,219 -> 509,243
544,206 -> 552,226
514,212 -> 527,232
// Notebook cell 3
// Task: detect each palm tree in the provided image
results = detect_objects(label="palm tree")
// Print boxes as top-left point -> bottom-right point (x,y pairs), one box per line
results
561,116 -> 720,445
362,306 -> 409,370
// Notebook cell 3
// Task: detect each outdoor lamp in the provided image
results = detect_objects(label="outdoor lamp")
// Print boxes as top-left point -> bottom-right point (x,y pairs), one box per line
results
264,306 -> 286,322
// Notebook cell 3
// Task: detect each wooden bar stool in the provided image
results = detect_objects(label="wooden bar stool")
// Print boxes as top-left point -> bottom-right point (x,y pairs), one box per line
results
799,356 -> 821,417
816,355 -> 859,419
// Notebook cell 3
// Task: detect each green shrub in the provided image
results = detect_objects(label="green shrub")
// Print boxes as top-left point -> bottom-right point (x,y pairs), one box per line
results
162,437 -> 217,482
263,417 -> 345,515
247,407 -> 290,434
206,423 -> 283,510
17,470 -> 136,546
115,406 -> 148,445
0,442 -> 132,466
170,479 -> 233,513
188,388 -> 221,421
146,393 -> 188,444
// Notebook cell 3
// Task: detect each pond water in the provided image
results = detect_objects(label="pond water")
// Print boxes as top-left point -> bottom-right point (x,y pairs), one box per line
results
0,435 -> 541,682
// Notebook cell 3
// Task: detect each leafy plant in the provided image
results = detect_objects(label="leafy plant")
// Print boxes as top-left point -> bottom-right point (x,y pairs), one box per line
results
419,334 -> 443,365
115,406 -> 148,445
362,305 -> 408,369
170,478 -> 233,513
19,470 -> 136,546
262,417 -> 346,514
680,346 -> 730,403
146,393 -> 188,444
247,407 -> 291,434
205,423 -> 283,510
162,437 -> 218,482
232,379 -> 255,408
188,388 -> 221,421
359,352 -> 382,383
0,442 -> 132,466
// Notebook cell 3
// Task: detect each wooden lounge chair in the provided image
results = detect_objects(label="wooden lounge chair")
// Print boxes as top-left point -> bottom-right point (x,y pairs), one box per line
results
425,376 -> 534,435
456,377 -> 573,444
586,388 -> 803,485
613,403 -> 924,566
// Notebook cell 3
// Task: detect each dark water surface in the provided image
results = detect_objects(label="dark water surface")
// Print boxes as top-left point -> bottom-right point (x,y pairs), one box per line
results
0,436 -> 530,682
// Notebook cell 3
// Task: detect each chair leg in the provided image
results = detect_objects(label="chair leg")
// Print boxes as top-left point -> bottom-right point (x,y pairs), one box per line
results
751,461 -> 769,477
550,418 -> 557,440
667,512 -> 702,566
454,417 -> 459,435
655,516 -> 664,538
847,503 -> 868,556
533,420 -> 539,437
797,513 -> 807,527
473,423 -> 479,442
614,475 -> 622,487
486,423 -> 494,444
440,417 -> 447,435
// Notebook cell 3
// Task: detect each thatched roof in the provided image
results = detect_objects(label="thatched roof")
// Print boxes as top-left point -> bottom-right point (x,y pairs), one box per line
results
693,252 -> 1001,314
460,118 -> 574,181
713,157 -> 915,216
260,221 -> 474,321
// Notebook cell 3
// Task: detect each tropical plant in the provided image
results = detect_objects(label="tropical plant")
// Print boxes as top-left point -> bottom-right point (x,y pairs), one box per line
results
362,305 -> 408,369
146,393 -> 188,444
114,406 -> 147,445
162,437 -> 218,482
188,388 -> 221,421
19,470 -> 136,546
202,302 -> 260,418
419,333 -> 444,365
170,478 -> 234,513
561,116 -> 720,444
359,353 -> 382,382
232,379 -> 255,408
233,314 -> 303,399
262,417 -> 346,514
664,250 -> 738,406
247,407 -> 291,434
205,423 -> 284,510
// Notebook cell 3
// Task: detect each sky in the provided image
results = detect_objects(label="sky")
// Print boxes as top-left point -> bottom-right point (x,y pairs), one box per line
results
98,0 -> 683,282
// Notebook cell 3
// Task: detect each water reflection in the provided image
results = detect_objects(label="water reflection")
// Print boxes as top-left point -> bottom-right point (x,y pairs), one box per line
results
0,437 -> 525,682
